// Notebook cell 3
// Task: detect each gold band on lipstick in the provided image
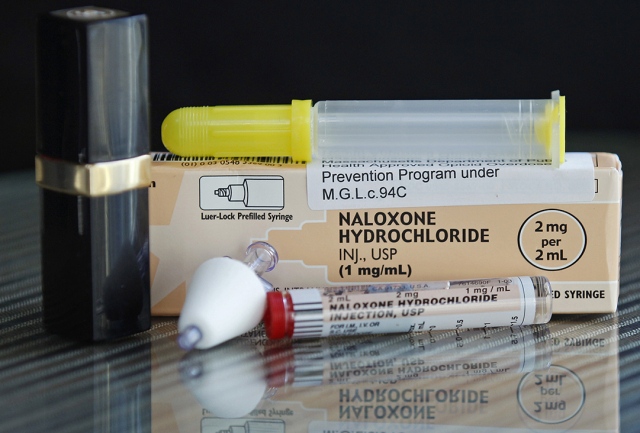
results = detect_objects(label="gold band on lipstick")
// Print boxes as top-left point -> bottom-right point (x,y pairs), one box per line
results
35,154 -> 151,197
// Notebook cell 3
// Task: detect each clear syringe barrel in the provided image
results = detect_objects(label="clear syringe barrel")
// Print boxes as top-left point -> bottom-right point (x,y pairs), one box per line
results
161,91 -> 565,166
313,92 -> 564,165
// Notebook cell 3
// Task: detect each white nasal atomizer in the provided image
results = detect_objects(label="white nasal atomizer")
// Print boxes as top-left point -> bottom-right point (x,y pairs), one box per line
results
177,241 -> 278,350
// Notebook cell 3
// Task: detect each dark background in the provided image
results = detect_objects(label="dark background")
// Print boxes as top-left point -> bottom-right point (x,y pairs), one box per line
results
2,1 -> 638,173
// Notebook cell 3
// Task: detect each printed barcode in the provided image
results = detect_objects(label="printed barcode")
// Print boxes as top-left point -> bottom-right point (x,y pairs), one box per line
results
292,301 -> 323,338
151,152 -> 298,164
291,340 -> 325,386
289,290 -> 324,339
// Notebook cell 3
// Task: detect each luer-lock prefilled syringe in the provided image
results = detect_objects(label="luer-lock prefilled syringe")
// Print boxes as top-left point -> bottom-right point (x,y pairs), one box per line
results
162,91 -> 565,166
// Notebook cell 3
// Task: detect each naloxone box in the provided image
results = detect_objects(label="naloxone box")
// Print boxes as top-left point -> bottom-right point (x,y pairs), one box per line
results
149,152 -> 622,315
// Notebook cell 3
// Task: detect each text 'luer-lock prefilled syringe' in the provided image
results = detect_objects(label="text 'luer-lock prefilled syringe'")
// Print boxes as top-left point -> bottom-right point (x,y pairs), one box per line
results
162,91 -> 565,166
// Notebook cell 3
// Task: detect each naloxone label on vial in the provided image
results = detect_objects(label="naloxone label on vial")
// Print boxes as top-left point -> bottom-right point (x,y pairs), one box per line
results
288,277 -> 538,339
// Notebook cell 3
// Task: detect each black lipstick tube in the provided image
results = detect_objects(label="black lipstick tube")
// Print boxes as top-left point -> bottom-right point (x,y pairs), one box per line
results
36,7 -> 151,341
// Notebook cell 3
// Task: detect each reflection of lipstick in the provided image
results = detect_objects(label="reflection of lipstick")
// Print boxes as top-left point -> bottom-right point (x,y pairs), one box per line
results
36,7 -> 151,341
265,325 -> 551,388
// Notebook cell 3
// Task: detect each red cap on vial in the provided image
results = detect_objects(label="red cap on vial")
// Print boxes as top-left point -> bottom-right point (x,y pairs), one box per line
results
263,346 -> 295,388
265,291 -> 290,339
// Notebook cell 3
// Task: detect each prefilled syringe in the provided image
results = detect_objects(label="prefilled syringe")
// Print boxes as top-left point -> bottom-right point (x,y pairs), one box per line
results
263,276 -> 552,340
162,91 -> 565,167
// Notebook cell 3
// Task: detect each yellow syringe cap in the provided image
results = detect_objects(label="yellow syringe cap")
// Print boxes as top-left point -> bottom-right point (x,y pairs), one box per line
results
161,99 -> 313,162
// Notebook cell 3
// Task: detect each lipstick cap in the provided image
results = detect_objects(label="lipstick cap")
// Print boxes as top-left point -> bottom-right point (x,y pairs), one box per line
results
36,7 -> 151,341
37,6 -> 148,163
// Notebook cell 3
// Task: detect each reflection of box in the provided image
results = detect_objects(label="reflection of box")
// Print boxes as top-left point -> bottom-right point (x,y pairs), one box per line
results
149,153 -> 622,316
267,323 -> 619,431
151,322 -> 619,432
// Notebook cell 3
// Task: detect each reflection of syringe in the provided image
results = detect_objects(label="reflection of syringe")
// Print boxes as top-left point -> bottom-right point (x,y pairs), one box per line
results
179,325 -> 551,417
177,241 -> 278,350
162,92 -> 565,166
265,325 -> 551,388
214,177 -> 284,208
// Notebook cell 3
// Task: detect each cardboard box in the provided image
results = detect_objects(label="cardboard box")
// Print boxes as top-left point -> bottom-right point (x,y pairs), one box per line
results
149,152 -> 621,315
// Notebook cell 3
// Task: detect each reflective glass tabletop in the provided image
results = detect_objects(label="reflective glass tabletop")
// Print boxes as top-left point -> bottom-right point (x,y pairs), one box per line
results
1,132 -> 639,432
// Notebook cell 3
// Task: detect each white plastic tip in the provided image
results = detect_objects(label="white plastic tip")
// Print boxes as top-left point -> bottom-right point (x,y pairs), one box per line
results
178,325 -> 203,351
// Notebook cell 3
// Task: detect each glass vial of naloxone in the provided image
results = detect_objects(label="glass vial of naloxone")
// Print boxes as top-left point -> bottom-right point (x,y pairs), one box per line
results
264,277 -> 552,340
